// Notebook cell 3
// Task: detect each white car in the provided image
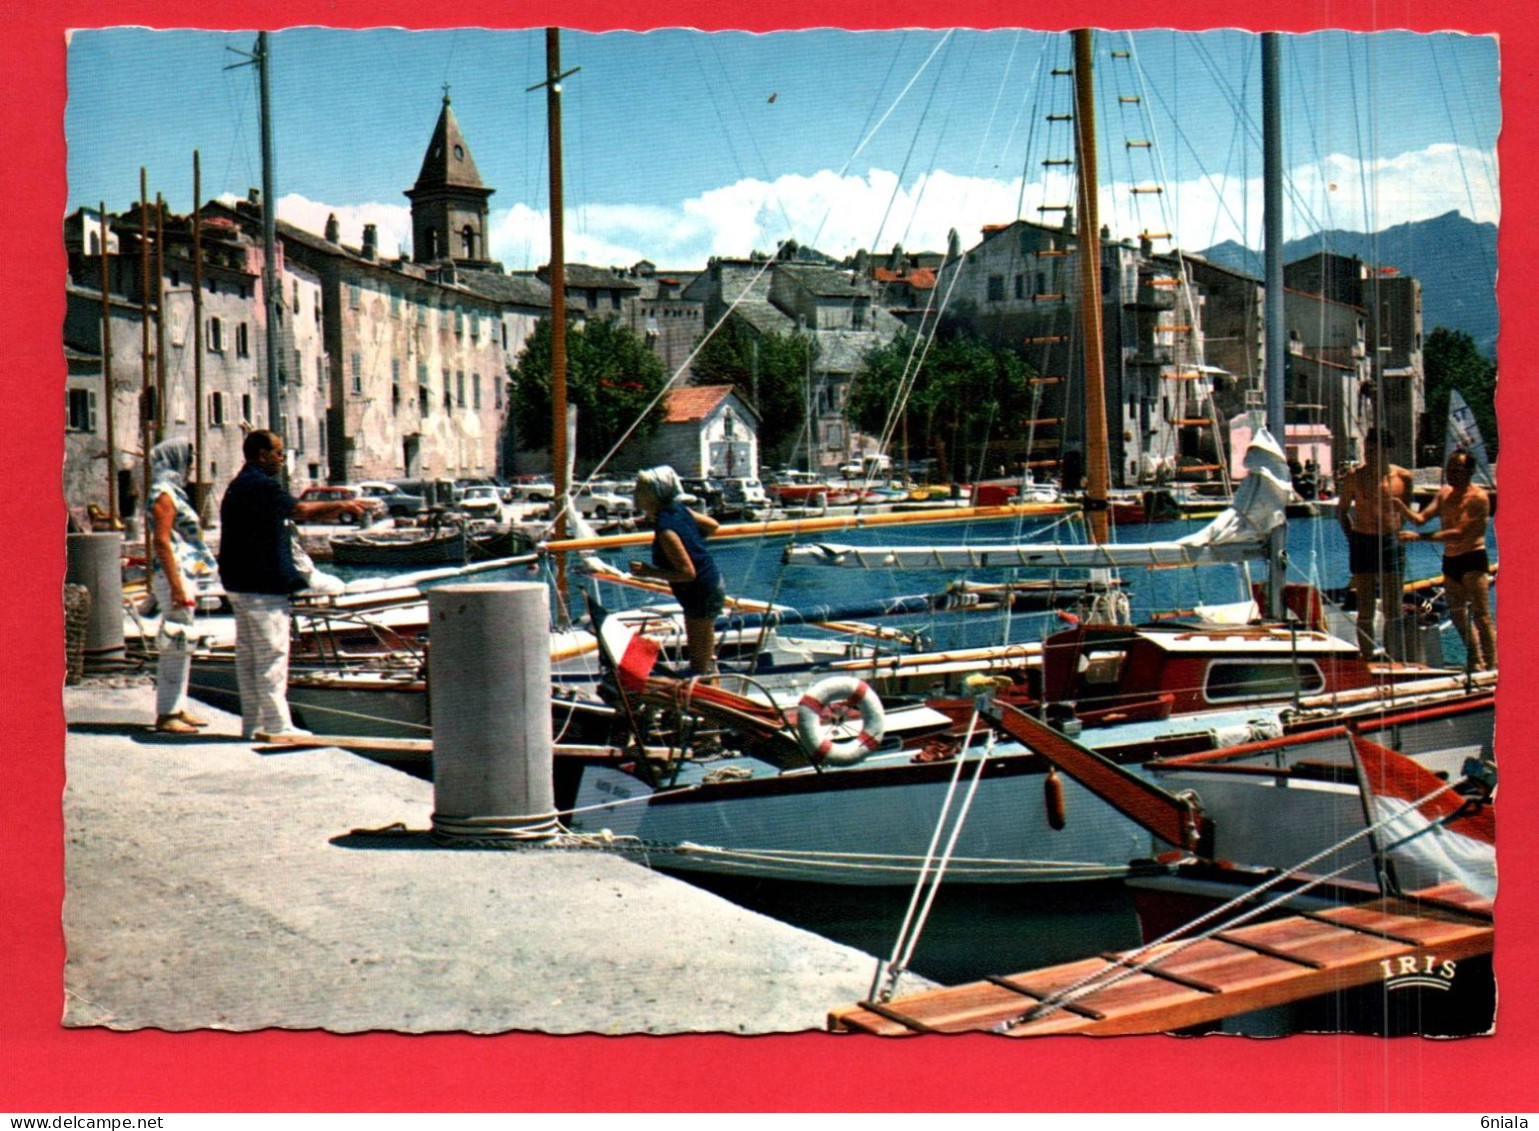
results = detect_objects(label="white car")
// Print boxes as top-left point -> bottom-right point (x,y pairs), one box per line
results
458,484 -> 505,520
722,477 -> 769,509
573,482 -> 633,521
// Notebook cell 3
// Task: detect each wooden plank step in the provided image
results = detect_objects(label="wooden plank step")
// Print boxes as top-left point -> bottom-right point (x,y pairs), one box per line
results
828,898 -> 1492,1037
254,732 -> 660,761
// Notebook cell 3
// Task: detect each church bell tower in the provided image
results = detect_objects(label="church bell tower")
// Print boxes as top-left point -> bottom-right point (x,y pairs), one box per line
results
405,88 -> 497,269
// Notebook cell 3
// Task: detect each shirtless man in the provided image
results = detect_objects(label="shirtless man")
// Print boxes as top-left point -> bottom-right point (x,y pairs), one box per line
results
1399,448 -> 1496,671
1338,427 -> 1414,661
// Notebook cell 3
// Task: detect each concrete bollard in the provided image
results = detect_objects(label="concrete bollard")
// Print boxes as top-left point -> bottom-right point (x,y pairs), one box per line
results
428,583 -> 557,843
65,532 -> 125,660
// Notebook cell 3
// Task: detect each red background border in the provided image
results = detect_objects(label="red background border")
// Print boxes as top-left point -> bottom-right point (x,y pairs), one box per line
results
5,1 -> 1533,1113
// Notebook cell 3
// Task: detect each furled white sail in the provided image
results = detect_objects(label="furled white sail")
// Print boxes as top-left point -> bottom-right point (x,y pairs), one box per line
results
785,428 -> 1292,572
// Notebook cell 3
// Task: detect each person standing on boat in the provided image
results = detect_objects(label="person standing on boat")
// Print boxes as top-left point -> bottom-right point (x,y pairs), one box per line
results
629,465 -> 724,678
1338,427 -> 1414,661
148,437 -> 217,734
217,429 -> 372,739
1398,448 -> 1496,671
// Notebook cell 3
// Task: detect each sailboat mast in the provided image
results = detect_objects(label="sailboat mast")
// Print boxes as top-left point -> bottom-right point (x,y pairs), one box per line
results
1072,28 -> 1111,544
545,27 -> 571,614
257,31 -> 281,442
99,201 -> 117,525
193,152 -> 205,500
1262,33 -> 1287,614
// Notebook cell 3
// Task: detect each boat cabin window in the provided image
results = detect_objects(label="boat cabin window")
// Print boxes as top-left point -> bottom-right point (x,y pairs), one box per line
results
1078,650 -> 1125,687
1204,659 -> 1324,703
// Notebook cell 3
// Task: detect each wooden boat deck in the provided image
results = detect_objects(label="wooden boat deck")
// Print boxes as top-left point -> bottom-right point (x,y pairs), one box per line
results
828,885 -> 1492,1036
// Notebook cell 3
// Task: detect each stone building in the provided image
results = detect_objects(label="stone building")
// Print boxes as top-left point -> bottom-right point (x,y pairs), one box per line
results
1284,251 -> 1425,468
61,92 -> 557,522
686,253 -> 901,471
63,201 -> 330,525
629,384 -> 760,479
939,219 -> 1205,487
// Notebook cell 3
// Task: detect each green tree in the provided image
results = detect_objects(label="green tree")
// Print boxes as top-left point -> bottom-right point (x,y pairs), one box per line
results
692,321 -> 819,463
849,328 -> 1035,478
508,317 -> 666,468
1423,327 -> 1498,460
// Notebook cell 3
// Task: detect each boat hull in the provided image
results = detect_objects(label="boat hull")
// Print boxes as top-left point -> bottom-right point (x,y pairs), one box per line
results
570,692 -> 1495,885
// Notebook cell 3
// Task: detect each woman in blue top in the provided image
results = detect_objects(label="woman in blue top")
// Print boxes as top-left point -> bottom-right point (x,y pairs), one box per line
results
629,465 -> 724,677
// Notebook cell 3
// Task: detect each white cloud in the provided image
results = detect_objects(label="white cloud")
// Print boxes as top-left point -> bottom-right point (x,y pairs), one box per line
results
268,141 -> 1498,273
273,194 -> 414,259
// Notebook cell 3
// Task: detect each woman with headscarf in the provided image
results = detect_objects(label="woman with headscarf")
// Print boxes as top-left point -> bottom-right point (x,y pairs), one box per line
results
630,465 -> 724,677
148,437 -> 217,733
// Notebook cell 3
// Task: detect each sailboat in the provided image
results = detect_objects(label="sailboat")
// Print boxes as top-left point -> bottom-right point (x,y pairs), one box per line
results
563,30 -> 1496,885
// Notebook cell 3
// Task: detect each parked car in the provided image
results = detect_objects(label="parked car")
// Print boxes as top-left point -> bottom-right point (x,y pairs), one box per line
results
506,476 -> 555,503
681,476 -> 726,516
297,484 -> 385,524
573,481 -> 634,521
721,476 -> 769,513
458,484 -> 505,520
358,480 -> 426,518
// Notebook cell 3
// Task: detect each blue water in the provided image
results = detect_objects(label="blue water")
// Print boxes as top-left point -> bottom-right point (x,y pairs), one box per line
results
332,512 -> 1494,668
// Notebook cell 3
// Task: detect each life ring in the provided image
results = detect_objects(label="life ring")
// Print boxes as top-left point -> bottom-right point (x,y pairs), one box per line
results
796,676 -> 886,766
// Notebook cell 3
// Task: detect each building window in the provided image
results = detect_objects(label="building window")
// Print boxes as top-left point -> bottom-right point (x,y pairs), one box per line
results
472,372 -> 481,410
418,363 -> 430,415
1015,274 -> 1025,299
296,418 -> 305,454
66,388 -> 97,432
292,279 -> 300,312
209,391 -> 225,426
351,353 -> 362,395
611,291 -> 621,312
241,394 -> 252,425
495,376 -> 503,410
501,323 -> 508,350
293,349 -> 303,386
454,306 -> 464,337
349,283 -> 360,309
208,279 -> 218,295
425,228 -> 438,259
391,359 -> 401,412
987,275 -> 1004,302
455,370 -> 465,409
236,322 -> 250,357
587,288 -> 598,311
391,288 -> 401,317
442,370 -> 452,411
207,317 -> 224,352
461,226 -> 476,259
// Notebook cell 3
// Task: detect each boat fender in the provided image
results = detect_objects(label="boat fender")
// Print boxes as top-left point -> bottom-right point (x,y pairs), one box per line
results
796,676 -> 886,766
1044,766 -> 1067,830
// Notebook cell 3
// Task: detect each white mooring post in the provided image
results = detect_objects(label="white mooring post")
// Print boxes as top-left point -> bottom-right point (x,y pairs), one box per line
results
66,532 -> 126,660
428,583 -> 557,842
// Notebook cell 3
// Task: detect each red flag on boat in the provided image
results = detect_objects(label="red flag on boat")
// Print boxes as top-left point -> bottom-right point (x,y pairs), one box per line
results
600,616 -> 661,693
1351,733 -> 1496,901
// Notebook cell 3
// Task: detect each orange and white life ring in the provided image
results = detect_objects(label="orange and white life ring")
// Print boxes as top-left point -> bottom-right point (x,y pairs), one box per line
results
795,676 -> 886,766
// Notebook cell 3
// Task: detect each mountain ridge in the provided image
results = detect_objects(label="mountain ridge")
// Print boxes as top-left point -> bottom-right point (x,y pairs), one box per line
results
1196,210 -> 1497,358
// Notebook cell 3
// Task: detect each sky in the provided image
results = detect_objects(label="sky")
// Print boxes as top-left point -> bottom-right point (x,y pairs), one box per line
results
65,26 -> 1501,272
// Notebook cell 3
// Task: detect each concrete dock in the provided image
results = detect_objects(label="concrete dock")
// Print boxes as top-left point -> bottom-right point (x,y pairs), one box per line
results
63,678 -> 918,1034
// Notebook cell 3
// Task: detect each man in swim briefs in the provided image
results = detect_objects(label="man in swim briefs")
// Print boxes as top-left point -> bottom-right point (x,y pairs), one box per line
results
1399,448 -> 1496,671
1338,427 -> 1414,661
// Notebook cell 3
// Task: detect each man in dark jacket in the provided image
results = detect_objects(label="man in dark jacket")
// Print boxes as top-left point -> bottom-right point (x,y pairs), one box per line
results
218,429 -> 371,738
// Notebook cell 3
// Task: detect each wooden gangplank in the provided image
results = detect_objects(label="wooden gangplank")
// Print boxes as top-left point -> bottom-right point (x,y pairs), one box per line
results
829,895 -> 1492,1036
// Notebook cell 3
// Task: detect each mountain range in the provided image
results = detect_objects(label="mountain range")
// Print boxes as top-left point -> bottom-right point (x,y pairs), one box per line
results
1196,210 -> 1498,359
